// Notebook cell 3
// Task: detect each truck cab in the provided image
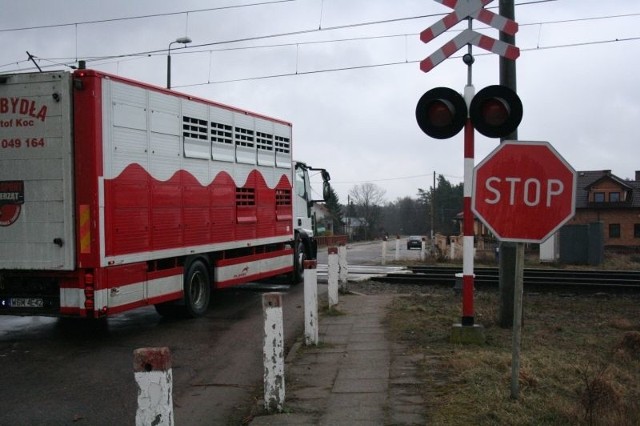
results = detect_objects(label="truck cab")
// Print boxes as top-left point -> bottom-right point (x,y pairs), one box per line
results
291,161 -> 331,281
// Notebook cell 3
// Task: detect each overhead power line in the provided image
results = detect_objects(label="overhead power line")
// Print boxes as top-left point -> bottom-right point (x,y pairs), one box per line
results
2,1 -> 637,75
5,29 -> 638,77
173,36 -> 640,87
0,0 -> 297,32
0,0 -> 556,34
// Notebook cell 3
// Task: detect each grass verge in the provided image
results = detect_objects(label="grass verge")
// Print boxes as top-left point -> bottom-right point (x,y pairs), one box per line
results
386,287 -> 640,425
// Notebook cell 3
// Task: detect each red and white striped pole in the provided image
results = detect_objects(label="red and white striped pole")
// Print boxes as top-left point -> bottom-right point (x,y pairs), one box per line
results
462,110 -> 475,326
461,21 -> 476,327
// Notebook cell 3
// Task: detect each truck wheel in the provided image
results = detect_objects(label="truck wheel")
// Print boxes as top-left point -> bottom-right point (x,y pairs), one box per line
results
292,237 -> 305,284
182,260 -> 211,318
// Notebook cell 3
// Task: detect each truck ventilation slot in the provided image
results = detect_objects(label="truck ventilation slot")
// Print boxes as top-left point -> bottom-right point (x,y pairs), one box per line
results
211,121 -> 233,144
235,127 -> 254,147
257,132 -> 274,151
183,116 -> 207,140
236,188 -> 255,206
276,189 -> 291,206
274,136 -> 290,154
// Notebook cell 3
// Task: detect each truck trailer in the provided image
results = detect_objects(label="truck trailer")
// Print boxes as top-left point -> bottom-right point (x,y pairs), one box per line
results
0,70 -> 329,319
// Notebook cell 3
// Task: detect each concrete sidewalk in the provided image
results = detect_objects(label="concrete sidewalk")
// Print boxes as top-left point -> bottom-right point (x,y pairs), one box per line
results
250,293 -> 426,425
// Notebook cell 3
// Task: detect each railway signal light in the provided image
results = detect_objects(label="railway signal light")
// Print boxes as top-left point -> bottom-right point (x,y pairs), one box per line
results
416,85 -> 523,139
415,87 -> 467,139
469,85 -> 523,138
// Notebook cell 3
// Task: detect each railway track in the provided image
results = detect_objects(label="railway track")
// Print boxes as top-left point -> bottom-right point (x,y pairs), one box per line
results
371,265 -> 640,292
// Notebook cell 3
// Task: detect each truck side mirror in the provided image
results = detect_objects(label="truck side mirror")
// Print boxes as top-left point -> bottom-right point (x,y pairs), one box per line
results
322,181 -> 331,202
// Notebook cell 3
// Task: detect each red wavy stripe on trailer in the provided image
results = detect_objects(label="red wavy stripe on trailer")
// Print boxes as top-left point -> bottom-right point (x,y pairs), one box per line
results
103,164 -> 292,256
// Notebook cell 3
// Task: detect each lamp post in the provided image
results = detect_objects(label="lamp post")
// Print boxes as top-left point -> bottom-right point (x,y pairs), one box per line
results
167,36 -> 192,89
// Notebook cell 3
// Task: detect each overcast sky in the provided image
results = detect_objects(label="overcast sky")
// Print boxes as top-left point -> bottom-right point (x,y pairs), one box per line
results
2,0 -> 639,204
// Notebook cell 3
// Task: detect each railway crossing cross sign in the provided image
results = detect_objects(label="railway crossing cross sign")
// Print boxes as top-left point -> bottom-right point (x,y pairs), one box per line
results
420,0 -> 520,73
472,141 -> 577,243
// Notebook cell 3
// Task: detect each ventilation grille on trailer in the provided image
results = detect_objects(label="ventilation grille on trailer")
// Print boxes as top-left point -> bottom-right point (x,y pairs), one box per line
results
182,116 -> 290,155
236,188 -> 256,206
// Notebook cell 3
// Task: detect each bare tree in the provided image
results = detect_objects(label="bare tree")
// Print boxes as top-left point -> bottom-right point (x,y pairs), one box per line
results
349,183 -> 386,239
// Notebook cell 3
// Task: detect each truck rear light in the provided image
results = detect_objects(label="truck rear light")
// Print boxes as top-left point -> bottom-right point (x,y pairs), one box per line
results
84,285 -> 93,298
84,273 -> 94,311
84,284 -> 93,301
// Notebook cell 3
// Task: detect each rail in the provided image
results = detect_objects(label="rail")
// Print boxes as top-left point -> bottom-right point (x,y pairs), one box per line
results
370,265 -> 640,292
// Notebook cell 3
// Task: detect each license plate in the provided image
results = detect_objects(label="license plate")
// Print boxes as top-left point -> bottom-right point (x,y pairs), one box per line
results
10,298 -> 44,308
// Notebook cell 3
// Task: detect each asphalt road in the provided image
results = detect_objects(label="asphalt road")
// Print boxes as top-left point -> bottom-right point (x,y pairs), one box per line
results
0,240 -> 403,425
0,282 -> 308,425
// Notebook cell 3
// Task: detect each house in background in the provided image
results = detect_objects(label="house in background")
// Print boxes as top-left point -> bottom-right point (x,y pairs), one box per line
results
568,170 -> 640,251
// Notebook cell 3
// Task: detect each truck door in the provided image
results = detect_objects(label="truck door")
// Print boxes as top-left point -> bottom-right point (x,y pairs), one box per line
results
293,163 -> 312,234
0,72 -> 75,270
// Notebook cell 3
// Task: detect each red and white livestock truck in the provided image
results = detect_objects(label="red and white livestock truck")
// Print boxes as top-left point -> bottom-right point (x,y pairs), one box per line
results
0,69 -> 330,319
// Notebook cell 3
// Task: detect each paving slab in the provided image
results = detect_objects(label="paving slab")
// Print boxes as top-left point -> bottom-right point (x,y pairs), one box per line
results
249,294 -> 427,425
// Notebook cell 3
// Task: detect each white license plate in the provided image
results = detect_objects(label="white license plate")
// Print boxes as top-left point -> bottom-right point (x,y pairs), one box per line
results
10,298 -> 44,308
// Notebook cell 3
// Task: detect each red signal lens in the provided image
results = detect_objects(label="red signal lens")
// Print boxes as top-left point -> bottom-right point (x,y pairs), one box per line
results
416,87 -> 467,139
427,100 -> 455,127
481,98 -> 509,126
469,85 -> 523,139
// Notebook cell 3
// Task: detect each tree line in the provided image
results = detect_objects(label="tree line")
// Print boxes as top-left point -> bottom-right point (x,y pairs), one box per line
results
323,175 -> 464,240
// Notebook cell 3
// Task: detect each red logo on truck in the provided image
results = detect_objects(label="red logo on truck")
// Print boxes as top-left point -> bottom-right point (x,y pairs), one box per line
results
0,181 -> 24,226
0,97 -> 48,122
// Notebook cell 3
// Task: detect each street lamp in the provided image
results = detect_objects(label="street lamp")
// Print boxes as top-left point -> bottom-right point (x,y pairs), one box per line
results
167,36 -> 192,89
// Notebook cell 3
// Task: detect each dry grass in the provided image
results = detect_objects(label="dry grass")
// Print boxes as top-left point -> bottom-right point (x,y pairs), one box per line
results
386,287 -> 640,425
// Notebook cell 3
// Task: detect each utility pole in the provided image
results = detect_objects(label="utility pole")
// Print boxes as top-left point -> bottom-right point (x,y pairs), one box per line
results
498,0 -> 518,328
431,171 -> 435,244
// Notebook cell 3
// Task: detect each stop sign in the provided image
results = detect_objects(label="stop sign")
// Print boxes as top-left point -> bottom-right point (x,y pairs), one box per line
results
472,141 -> 576,243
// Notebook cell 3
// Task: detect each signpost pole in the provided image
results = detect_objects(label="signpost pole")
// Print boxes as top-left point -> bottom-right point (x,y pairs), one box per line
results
499,0 -> 519,329
510,242 -> 525,399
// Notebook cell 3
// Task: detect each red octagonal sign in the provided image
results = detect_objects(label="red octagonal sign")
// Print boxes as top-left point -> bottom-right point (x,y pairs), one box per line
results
472,141 -> 576,243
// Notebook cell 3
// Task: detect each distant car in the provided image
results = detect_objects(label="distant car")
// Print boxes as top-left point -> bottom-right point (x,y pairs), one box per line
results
406,236 -> 423,250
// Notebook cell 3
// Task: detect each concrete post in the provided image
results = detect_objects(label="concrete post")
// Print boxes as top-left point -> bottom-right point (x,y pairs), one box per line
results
381,239 -> 387,265
133,347 -> 174,426
303,260 -> 318,346
338,243 -> 348,293
421,239 -> 426,261
395,236 -> 400,261
262,293 -> 285,412
327,246 -> 339,308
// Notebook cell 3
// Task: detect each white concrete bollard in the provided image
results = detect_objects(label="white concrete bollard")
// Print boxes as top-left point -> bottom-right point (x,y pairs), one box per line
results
133,347 -> 174,426
395,236 -> 400,261
338,243 -> 348,293
262,293 -> 285,412
421,239 -> 426,261
303,260 -> 318,346
327,246 -> 339,308
382,239 -> 387,265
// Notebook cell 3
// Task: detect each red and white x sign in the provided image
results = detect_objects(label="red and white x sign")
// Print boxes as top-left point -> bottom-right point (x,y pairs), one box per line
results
420,0 -> 519,73
421,0 -> 518,43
